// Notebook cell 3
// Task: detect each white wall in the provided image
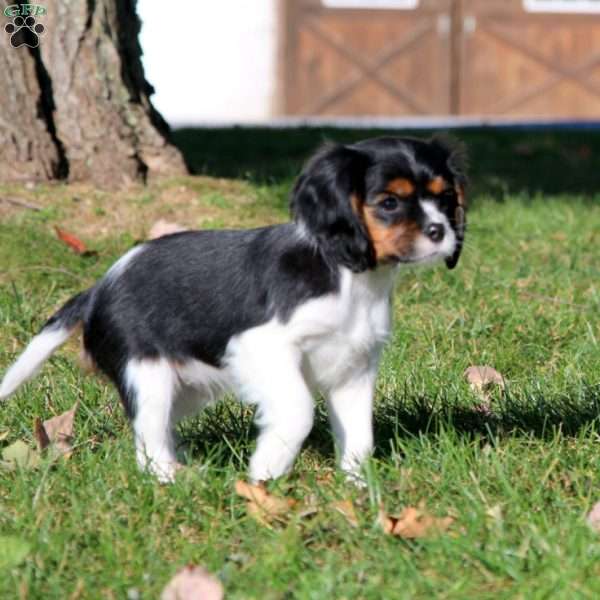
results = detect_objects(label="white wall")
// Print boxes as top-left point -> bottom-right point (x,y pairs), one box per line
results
138,1 -> 278,126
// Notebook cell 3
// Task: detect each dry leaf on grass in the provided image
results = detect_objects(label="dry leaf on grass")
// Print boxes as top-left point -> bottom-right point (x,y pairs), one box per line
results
147,219 -> 187,240
486,504 -> 503,524
464,365 -> 505,405
235,482 -> 452,536
33,402 -> 79,458
55,227 -> 88,254
235,480 -> 296,526
2,402 -> 80,471
379,504 -> 454,539
464,365 -> 505,392
332,499 -> 359,527
161,565 -> 223,600
586,502 -> 600,532
1,440 -> 40,471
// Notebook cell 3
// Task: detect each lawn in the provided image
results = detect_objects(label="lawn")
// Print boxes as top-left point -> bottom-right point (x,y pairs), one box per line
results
1,127 -> 600,599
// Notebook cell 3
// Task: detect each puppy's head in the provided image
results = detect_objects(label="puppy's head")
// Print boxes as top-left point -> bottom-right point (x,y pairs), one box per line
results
291,135 -> 467,272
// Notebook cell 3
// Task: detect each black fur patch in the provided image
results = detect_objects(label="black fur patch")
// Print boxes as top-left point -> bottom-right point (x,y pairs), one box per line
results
290,144 -> 376,273
44,290 -> 92,331
80,225 -> 339,415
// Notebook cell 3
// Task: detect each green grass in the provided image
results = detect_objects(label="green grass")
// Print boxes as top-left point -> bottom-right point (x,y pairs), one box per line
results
1,129 -> 600,598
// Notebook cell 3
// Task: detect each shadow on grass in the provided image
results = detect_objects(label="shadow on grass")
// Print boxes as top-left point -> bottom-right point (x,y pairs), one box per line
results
370,383 -> 600,454
177,383 -> 600,469
173,126 -> 600,199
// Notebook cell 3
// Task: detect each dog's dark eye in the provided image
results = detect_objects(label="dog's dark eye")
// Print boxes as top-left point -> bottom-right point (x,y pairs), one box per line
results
380,196 -> 400,211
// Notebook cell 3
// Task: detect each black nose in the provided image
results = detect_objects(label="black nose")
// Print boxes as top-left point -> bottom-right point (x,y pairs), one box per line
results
425,223 -> 445,242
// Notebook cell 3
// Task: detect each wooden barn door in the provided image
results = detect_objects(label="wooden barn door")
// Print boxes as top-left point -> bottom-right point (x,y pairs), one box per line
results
281,0 -> 455,116
458,0 -> 600,117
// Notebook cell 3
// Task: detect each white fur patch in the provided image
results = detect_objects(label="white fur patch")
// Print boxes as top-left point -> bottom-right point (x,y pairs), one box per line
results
414,200 -> 457,262
105,244 -> 145,283
125,358 -> 181,483
0,327 -> 74,400
326,369 -> 377,478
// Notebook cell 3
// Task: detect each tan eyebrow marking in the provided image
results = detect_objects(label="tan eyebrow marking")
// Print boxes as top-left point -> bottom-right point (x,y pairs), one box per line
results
385,177 -> 415,197
427,176 -> 448,195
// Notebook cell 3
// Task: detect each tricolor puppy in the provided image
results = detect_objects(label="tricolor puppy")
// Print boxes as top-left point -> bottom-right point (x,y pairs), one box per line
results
0,136 -> 467,483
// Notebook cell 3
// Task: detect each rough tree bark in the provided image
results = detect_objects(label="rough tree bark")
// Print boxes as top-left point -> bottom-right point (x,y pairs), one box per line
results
0,0 -> 187,187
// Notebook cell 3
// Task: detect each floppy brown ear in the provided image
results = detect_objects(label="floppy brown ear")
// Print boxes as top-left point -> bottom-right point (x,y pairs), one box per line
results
290,144 -> 375,272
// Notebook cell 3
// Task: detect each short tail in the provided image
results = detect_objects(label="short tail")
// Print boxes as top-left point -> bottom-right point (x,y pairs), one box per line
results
0,290 -> 93,400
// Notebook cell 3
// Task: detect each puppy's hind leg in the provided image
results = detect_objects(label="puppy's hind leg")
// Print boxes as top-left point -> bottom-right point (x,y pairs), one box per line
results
124,358 -> 181,483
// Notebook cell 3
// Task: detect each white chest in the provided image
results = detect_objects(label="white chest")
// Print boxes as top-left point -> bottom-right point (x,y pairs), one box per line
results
289,267 -> 395,390
223,266 -> 397,399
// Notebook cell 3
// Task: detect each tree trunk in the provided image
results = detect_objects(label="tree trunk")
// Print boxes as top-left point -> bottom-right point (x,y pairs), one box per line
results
0,0 -> 187,187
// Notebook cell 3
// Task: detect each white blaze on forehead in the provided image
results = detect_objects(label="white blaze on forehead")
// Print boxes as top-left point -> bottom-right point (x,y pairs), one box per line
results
420,199 -> 450,228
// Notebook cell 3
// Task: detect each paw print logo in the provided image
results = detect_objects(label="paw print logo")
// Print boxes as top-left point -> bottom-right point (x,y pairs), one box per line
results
5,15 -> 45,48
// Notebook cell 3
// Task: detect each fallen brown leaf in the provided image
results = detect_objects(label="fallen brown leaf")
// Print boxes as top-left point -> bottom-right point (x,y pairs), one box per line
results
161,565 -> 223,600
33,418 -> 50,450
486,504 -> 503,526
297,505 -> 319,520
379,504 -> 454,539
55,227 -> 87,254
378,506 -> 395,535
586,501 -> 600,532
1,440 -> 40,471
33,402 -> 79,458
147,219 -> 187,240
464,365 -> 505,403
235,480 -> 296,525
332,499 -> 359,527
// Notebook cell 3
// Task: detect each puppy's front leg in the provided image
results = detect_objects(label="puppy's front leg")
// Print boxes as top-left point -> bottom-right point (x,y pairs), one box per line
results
228,341 -> 314,482
249,391 -> 314,482
326,370 -> 377,480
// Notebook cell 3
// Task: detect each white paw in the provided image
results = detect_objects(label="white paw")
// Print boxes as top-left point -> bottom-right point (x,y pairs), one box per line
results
249,459 -> 293,484
343,468 -> 367,488
249,446 -> 296,483
248,465 -> 276,484
144,459 -> 184,484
